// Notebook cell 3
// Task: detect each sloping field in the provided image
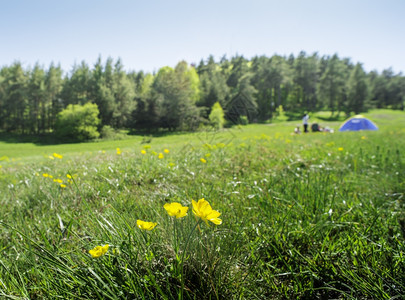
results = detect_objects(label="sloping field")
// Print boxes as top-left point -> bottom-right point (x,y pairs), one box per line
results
0,110 -> 404,299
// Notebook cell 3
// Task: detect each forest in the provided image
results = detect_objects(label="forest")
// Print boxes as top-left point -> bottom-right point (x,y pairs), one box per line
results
0,52 -> 404,138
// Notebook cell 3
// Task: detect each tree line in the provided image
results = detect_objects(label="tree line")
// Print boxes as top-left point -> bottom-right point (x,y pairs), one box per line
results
0,52 -> 404,135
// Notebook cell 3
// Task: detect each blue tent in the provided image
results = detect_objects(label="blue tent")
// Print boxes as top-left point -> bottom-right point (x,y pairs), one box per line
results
339,115 -> 378,132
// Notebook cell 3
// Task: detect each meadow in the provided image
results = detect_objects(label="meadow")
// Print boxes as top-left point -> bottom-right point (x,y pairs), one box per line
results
0,109 -> 404,299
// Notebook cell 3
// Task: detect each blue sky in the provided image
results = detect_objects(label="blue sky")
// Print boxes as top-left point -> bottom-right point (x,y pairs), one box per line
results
1,0 -> 404,74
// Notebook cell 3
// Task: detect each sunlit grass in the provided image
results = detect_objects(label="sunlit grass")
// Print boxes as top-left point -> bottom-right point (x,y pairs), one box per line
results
0,109 -> 404,299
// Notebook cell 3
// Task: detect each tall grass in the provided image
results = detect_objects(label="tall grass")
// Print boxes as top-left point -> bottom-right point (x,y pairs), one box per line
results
0,109 -> 404,299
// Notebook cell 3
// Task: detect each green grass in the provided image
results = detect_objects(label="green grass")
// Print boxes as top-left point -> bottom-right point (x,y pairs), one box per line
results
0,109 -> 404,299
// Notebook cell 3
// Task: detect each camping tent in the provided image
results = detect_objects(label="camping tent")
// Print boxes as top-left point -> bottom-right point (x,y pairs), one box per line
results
339,115 -> 378,132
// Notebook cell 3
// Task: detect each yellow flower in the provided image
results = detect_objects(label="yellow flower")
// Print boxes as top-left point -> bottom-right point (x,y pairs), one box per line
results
53,178 -> 63,183
89,244 -> 109,258
141,150 -> 146,155
164,202 -> 189,218
338,147 -> 344,151
42,173 -> 49,178
116,148 -> 121,155
200,158 -> 207,163
53,153 -> 63,159
66,174 -> 72,179
192,198 -> 222,225
164,149 -> 170,154
137,220 -> 157,231
158,153 -> 164,159
143,145 -> 151,149
60,184 -> 67,188
361,136 -> 367,140
48,156 -> 54,160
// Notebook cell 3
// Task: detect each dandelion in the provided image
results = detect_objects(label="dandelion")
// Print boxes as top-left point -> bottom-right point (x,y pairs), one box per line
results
200,158 -> 207,164
60,184 -> 67,188
164,202 -> 189,219
158,153 -> 164,159
141,150 -> 146,155
53,153 -> 63,159
164,149 -> 170,154
53,178 -> 63,183
89,244 -> 109,258
192,198 -> 222,225
361,136 -> 367,140
42,173 -> 50,178
137,220 -> 157,231
338,147 -> 344,151
116,148 -> 121,155
66,174 -> 72,179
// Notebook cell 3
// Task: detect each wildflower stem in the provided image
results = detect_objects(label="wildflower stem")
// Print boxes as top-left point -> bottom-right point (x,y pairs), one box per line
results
179,219 -> 202,299
141,230 -> 148,245
174,218 -> 178,253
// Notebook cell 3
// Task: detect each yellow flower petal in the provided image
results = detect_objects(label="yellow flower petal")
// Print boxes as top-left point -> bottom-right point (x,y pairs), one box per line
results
137,220 -> 157,231
208,217 -> 222,225
53,153 -> 63,159
164,202 -> 189,218
192,198 -> 222,225
89,244 -> 109,258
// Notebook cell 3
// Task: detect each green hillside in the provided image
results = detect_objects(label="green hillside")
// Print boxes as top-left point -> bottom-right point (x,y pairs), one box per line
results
0,109 -> 404,299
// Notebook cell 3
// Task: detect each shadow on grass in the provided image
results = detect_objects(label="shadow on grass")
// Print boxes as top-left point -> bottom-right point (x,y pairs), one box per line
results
0,132 -> 107,145
0,132 -> 63,145
315,115 -> 347,122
